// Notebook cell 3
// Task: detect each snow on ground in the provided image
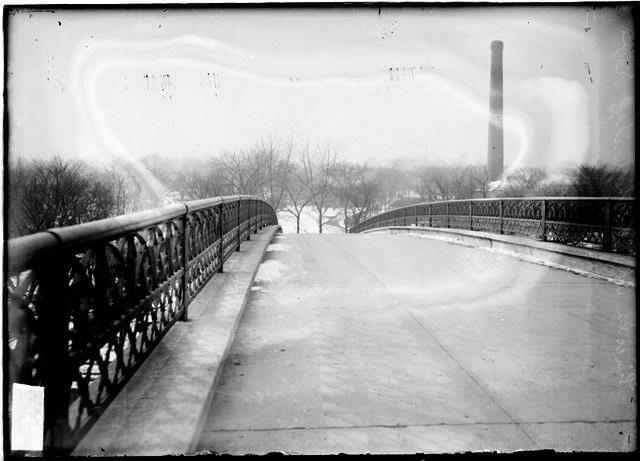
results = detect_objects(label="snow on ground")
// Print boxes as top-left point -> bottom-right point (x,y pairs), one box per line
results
277,208 -> 346,234
254,260 -> 286,283
266,243 -> 290,252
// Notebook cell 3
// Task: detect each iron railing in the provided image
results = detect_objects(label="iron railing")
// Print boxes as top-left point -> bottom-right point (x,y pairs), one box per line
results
5,195 -> 277,453
349,197 -> 635,255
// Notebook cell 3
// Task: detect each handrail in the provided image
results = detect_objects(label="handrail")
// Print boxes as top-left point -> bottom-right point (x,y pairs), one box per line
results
5,195 -> 278,454
49,204 -> 189,248
349,196 -> 635,255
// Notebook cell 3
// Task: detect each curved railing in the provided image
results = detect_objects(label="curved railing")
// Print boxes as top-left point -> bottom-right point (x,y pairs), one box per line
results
5,195 -> 277,453
349,197 -> 635,255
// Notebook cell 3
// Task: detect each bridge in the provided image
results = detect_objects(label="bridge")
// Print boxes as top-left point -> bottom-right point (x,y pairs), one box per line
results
5,196 -> 636,454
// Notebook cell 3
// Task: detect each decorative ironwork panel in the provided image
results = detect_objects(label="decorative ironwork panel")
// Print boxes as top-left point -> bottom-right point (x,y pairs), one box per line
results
430,216 -> 448,228
349,197 -> 634,255
60,218 -> 186,445
431,202 -> 448,215
502,218 -> 541,238
447,201 -> 469,216
449,216 -> 470,229
503,199 -> 542,220
544,199 -> 610,250
471,201 -> 499,218
186,208 -> 221,299
471,216 -> 500,233
6,195 -> 278,454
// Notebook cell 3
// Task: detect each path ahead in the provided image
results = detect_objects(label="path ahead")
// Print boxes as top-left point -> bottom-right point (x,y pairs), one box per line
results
197,233 -> 635,454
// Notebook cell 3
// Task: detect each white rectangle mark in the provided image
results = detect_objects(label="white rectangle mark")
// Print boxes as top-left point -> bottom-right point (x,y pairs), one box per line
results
11,383 -> 44,451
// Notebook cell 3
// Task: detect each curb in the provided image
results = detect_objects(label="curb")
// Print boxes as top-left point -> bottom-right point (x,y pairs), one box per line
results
363,226 -> 635,287
186,225 -> 280,453
73,225 -> 280,456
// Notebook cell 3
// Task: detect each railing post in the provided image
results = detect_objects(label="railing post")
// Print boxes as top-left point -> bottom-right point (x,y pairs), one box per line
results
236,200 -> 241,251
125,234 -> 138,309
218,206 -> 224,273
469,201 -> 473,230
446,202 -> 450,228
181,209 -> 190,320
428,204 -> 432,227
540,199 -> 547,241
499,200 -> 504,234
93,243 -> 109,334
603,199 -> 613,251
246,200 -> 251,241
256,202 -> 260,231
39,252 -> 72,452
254,201 -> 259,234
415,205 -> 418,226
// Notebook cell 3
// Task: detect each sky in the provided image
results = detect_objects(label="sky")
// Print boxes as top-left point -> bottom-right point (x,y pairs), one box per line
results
6,5 -> 635,178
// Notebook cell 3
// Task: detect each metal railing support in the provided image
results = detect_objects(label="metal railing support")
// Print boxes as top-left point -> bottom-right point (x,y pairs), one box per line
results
245,201 -> 251,240
603,200 -> 612,251
217,207 -> 224,273
182,210 -> 190,319
254,201 -> 259,233
446,202 -> 450,228
540,199 -> 547,241
236,201 -> 241,250
39,253 -> 71,453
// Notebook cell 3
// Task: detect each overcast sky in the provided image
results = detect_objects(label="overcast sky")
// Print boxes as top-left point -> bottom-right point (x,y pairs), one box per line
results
7,5 -> 634,176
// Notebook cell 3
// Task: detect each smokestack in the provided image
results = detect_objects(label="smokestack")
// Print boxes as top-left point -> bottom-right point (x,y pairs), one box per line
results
488,40 -> 504,182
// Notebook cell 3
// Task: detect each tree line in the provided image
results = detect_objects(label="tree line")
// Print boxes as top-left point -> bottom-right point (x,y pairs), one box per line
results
8,142 -> 634,238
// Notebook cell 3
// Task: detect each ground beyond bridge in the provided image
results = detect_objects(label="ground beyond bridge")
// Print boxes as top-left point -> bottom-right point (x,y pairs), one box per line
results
195,233 -> 635,453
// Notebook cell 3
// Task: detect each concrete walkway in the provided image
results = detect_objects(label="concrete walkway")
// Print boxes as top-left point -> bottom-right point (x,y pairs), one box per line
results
196,233 -> 636,454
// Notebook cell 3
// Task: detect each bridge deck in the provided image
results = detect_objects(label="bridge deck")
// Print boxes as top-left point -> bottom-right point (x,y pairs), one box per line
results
196,233 -> 635,454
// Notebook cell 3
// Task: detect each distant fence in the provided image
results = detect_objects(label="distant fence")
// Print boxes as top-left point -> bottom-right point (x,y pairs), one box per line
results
349,197 -> 635,255
5,196 -> 277,453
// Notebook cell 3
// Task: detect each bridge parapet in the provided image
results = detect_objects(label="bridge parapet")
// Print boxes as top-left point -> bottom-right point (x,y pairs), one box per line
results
5,195 -> 277,454
350,197 -> 635,255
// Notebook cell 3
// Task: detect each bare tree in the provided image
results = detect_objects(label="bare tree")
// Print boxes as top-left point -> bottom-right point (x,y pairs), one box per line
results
568,163 -> 634,197
345,168 -> 379,230
536,179 -> 571,197
217,150 -> 264,195
301,145 -> 337,234
373,166 -> 411,210
332,161 -> 357,233
415,165 -> 488,201
469,165 -> 490,198
283,163 -> 312,233
173,161 -> 229,200
8,158 -> 29,237
213,139 -> 294,209
415,166 -> 459,201
333,162 -> 380,232
12,156 -> 121,235
256,138 -> 292,210
100,164 -> 129,215
498,167 -> 547,197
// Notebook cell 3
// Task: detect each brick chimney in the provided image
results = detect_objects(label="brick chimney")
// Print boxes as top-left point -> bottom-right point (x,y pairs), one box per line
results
488,40 -> 504,182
